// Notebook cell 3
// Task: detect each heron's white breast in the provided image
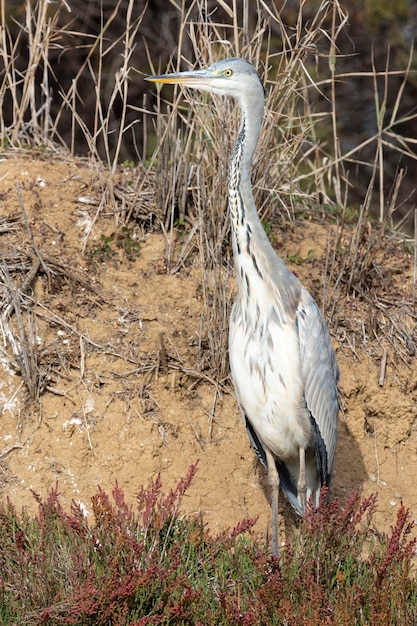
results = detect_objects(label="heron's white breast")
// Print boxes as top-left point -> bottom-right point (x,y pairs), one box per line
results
229,297 -> 312,462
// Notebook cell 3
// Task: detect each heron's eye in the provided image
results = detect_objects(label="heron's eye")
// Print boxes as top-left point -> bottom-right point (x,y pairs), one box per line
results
223,69 -> 233,77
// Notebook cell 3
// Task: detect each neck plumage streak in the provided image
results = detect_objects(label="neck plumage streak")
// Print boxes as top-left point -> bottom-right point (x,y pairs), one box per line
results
229,122 -> 281,333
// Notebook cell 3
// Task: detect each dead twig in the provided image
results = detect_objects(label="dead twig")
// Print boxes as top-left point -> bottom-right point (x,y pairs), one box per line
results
45,385 -> 76,405
158,332 -> 168,375
2,252 -> 40,318
379,348 -> 388,386
186,414 -> 205,450
31,299 -> 140,364
0,252 -> 39,396
16,183 -> 51,278
0,402 -> 43,461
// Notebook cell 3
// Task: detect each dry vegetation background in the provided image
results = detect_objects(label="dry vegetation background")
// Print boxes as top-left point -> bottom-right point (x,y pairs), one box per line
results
1,0 -> 417,551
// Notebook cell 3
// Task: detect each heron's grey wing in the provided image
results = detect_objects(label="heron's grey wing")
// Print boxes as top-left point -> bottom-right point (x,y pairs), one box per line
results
296,288 -> 339,485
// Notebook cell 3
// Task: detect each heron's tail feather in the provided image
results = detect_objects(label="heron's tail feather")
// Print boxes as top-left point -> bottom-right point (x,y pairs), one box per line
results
275,461 -> 303,515
245,416 -> 303,515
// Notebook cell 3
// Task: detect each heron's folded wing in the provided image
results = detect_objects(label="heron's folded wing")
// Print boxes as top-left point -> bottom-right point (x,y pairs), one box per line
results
295,289 -> 339,483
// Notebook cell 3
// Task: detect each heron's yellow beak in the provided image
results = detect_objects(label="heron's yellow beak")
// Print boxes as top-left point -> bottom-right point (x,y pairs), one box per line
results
144,68 -> 213,87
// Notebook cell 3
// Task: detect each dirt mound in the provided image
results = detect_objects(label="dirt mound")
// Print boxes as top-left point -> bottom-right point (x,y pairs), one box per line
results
1,154 -> 416,544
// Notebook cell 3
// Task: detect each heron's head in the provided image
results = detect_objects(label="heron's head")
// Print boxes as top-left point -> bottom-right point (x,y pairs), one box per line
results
145,57 -> 264,105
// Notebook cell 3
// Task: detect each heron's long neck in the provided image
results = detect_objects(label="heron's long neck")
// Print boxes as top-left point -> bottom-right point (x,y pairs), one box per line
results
229,100 -> 273,289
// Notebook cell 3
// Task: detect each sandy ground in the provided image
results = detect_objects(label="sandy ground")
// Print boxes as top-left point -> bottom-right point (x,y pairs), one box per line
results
1,153 -> 417,548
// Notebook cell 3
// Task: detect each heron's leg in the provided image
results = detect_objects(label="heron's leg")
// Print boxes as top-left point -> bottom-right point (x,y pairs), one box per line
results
297,447 -> 307,512
265,448 -> 279,556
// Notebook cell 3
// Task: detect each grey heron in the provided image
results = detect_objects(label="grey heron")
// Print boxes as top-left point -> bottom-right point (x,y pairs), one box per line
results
145,58 -> 339,555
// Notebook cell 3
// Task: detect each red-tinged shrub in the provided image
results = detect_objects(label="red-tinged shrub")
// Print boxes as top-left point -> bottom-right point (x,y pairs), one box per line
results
1,467 -> 417,625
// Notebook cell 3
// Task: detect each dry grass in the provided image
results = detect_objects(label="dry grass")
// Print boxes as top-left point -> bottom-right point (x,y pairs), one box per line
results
0,0 -> 416,389
142,0 -> 417,375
